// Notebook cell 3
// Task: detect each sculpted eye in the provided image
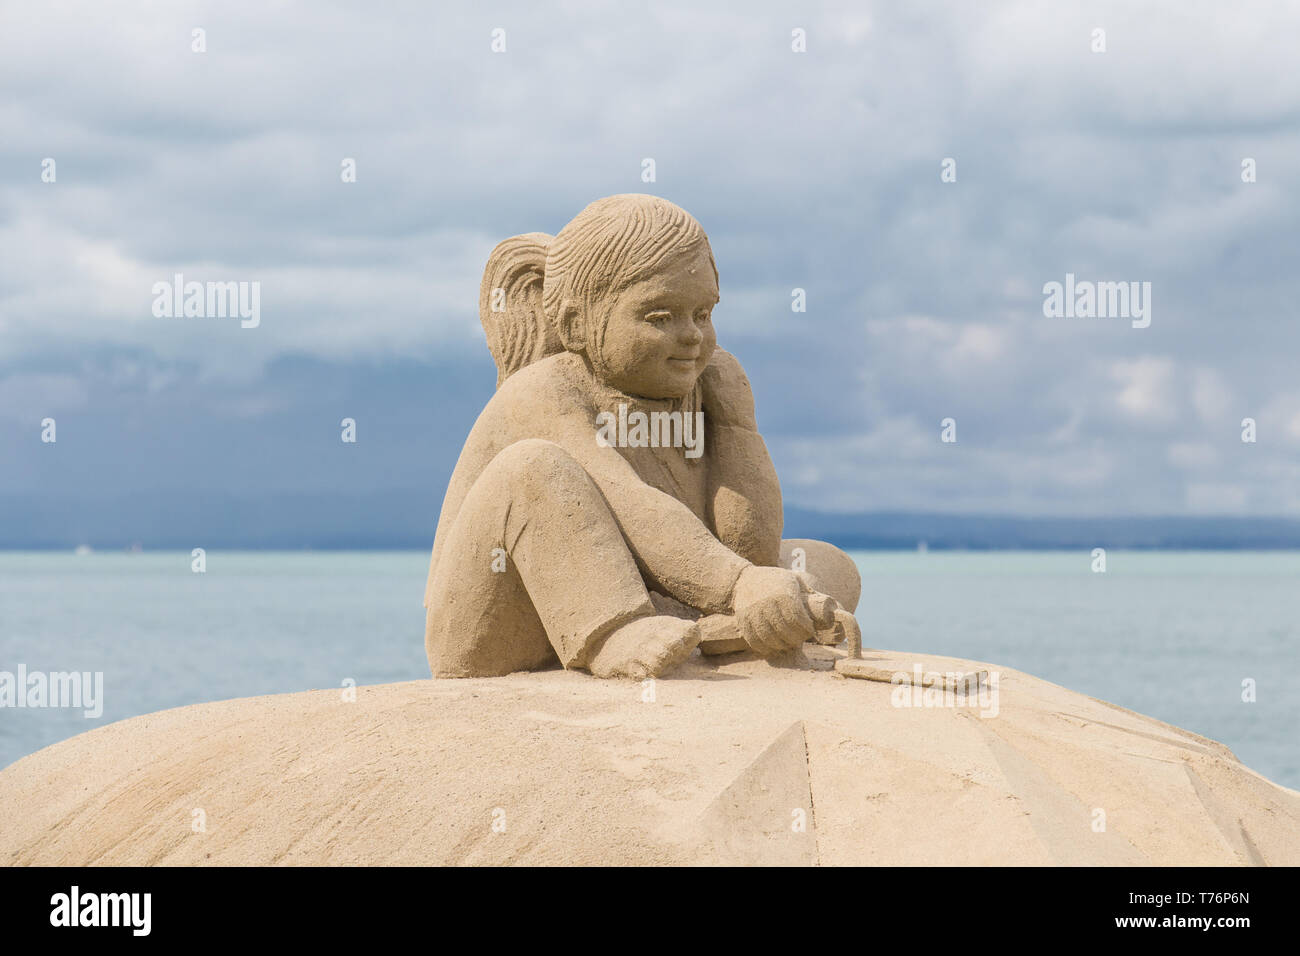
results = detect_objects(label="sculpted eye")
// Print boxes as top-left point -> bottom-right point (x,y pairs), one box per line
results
644,309 -> 672,324
694,308 -> 712,324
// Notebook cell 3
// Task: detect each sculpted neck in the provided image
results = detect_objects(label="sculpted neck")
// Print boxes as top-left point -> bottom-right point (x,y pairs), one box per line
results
560,350 -> 703,417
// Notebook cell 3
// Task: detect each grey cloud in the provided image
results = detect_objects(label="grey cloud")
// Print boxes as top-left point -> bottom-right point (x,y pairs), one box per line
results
1,0 -> 1298,515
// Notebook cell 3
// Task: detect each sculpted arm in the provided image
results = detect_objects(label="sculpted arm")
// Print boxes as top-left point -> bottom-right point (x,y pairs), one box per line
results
699,349 -> 784,567
424,395 -> 752,615
551,416 -> 751,614
558,420 -> 819,656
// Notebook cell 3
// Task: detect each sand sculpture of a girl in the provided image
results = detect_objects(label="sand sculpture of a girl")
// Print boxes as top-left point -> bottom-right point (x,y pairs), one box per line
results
424,194 -> 861,679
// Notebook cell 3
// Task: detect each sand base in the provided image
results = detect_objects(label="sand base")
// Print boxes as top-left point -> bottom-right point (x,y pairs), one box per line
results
2,647 -> 1296,866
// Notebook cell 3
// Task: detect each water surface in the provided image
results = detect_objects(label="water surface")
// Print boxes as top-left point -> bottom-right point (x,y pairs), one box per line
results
1,550 -> 1295,789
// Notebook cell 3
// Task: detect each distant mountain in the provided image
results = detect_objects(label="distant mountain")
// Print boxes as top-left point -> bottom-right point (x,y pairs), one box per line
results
3,492 -> 1300,551
783,507 -> 1300,551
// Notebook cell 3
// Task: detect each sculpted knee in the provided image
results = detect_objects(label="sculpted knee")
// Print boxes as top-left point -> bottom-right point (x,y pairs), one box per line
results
488,439 -> 589,503
780,538 -> 861,613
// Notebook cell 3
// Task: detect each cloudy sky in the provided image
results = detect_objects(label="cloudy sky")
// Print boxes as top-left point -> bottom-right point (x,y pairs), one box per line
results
2,0 -> 1298,534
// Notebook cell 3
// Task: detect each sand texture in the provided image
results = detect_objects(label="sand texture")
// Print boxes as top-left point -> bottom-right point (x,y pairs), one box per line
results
2,647 -> 1296,866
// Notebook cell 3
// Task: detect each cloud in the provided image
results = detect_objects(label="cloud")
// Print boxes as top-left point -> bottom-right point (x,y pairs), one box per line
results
1111,357 -> 1178,424
0,373 -> 89,424
2,0 -> 1299,516
1190,367 -> 1234,427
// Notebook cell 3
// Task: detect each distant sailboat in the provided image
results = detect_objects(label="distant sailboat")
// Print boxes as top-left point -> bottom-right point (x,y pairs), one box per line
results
74,545 -> 92,556
917,540 -> 928,554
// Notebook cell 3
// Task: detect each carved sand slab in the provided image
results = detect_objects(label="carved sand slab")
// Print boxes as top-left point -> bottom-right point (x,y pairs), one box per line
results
835,656 -> 991,690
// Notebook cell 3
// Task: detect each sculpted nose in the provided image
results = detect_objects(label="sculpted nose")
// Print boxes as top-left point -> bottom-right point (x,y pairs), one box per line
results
680,321 -> 703,347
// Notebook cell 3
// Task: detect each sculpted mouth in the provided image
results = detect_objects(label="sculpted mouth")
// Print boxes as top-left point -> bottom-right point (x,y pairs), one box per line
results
667,356 -> 699,365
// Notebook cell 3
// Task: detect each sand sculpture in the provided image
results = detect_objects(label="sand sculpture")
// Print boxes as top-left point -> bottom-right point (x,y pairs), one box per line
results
424,194 -> 862,678
10,206 -> 1296,872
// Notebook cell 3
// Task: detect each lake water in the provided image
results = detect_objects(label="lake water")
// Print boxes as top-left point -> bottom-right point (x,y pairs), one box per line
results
1,550 -> 1296,789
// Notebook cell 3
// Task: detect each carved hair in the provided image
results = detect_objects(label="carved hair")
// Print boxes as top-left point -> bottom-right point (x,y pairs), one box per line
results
479,195 -> 716,387
478,232 -> 556,388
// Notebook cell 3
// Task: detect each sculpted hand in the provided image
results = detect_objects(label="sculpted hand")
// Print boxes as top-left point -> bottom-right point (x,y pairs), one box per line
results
793,572 -> 845,644
731,565 -> 817,656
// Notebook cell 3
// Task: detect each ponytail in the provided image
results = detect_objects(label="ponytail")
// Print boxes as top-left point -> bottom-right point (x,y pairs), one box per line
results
478,232 -> 557,387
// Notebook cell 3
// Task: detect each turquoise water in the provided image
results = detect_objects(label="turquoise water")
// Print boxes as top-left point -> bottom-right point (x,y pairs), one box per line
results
0,550 -> 1296,789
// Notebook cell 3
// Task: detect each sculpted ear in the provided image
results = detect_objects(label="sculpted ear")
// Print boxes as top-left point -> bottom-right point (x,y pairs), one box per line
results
556,300 -> 587,354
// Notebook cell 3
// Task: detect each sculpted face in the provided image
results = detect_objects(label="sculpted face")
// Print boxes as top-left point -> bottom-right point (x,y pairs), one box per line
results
595,247 -> 719,400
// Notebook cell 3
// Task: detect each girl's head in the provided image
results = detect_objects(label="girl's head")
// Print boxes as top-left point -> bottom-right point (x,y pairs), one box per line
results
546,194 -> 718,399
480,194 -> 719,398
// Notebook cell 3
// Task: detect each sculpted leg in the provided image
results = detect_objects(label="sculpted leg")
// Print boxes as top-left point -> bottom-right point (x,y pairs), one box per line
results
426,439 -> 698,678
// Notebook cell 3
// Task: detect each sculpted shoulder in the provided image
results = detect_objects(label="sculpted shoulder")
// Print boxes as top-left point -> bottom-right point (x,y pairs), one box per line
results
475,352 -> 593,438
699,348 -> 758,428
442,353 -> 592,524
